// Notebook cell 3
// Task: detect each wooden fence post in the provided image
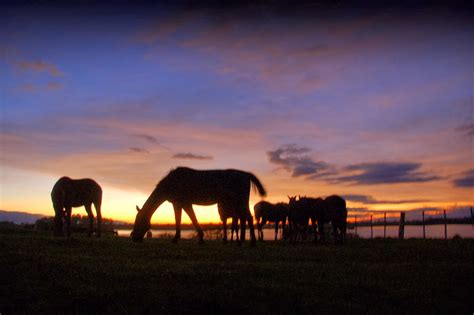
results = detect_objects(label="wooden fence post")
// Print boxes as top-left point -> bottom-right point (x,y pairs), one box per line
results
370,215 -> 373,239
355,216 -> 358,237
399,212 -> 405,240
422,210 -> 425,239
383,212 -> 387,239
443,209 -> 447,240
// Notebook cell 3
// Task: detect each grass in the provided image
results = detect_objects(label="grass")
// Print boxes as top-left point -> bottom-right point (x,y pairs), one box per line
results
1,230 -> 473,314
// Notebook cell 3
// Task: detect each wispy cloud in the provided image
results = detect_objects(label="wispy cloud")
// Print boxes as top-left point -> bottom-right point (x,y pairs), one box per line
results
343,194 -> 430,205
172,152 -> 213,160
456,122 -> 474,138
132,133 -> 159,144
17,60 -> 64,77
267,144 -> 329,177
129,147 -> 149,153
336,162 -> 440,185
453,169 -> 474,188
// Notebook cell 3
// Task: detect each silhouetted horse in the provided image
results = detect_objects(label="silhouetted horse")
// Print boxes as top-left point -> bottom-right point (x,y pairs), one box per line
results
51,176 -> 102,237
297,196 -> 327,243
287,196 -> 310,242
254,201 -> 288,241
131,167 -> 266,245
324,195 -> 347,244
218,206 -> 239,243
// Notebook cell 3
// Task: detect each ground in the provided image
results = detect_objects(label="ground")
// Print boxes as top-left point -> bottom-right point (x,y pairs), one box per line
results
1,230 -> 473,313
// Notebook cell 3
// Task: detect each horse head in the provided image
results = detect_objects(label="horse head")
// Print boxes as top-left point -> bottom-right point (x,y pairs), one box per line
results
288,195 -> 297,205
131,205 -> 151,242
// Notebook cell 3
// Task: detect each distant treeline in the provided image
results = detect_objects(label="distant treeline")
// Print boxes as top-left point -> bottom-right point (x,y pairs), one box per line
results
0,214 -> 116,233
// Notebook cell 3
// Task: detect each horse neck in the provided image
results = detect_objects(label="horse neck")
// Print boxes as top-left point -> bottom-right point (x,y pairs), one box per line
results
141,187 -> 166,220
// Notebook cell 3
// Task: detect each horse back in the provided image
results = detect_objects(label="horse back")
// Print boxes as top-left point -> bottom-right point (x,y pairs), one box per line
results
162,168 -> 252,204
51,177 -> 102,208
324,195 -> 347,222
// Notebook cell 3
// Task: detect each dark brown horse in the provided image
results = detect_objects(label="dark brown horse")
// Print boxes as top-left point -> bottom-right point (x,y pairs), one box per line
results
131,167 -> 266,245
297,196 -> 327,242
324,195 -> 347,244
218,207 -> 240,243
51,176 -> 102,237
254,201 -> 288,241
287,196 -> 311,242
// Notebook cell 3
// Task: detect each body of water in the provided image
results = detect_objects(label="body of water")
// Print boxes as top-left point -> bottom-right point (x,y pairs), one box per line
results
117,224 -> 473,240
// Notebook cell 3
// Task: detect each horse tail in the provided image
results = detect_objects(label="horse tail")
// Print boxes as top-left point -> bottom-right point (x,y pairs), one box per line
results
247,173 -> 267,197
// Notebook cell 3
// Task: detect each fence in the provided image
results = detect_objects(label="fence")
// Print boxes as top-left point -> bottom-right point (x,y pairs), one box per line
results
347,207 -> 473,240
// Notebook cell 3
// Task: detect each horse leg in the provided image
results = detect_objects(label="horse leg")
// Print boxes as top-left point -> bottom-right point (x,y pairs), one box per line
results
248,215 -> 256,246
183,205 -> 204,244
222,217 -> 228,244
311,218 -> 317,243
230,218 -> 234,242
319,221 -> 326,243
238,215 -> 246,246
84,203 -> 94,237
274,220 -> 279,241
173,203 -> 182,243
333,223 -> 339,245
235,217 -> 240,242
93,199 -> 102,237
342,221 -> 347,244
260,218 -> 267,241
53,205 -> 64,236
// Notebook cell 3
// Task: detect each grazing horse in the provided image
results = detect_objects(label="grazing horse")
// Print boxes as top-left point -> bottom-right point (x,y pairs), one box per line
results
287,196 -> 310,242
131,167 -> 266,245
254,201 -> 288,241
324,195 -> 347,244
51,176 -> 102,237
297,197 -> 327,243
218,206 -> 239,243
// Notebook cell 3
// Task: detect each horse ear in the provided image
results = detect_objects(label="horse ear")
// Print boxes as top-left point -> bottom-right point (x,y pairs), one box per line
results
136,205 -> 141,212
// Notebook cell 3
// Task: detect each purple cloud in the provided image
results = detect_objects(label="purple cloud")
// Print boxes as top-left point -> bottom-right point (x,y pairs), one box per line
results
343,194 -> 430,204
129,147 -> 149,153
336,162 -> 440,185
453,169 -> 474,188
267,144 -> 329,177
172,152 -> 213,160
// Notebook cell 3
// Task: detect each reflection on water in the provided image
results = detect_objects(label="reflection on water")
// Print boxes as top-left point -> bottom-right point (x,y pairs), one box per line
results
117,224 -> 473,240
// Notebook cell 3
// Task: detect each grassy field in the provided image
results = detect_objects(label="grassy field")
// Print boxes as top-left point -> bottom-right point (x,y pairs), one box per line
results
1,230 -> 473,314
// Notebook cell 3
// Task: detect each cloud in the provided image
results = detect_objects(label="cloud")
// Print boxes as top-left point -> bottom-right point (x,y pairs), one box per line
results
453,169 -> 474,188
456,122 -> 474,138
17,60 -> 64,77
343,194 -> 430,204
267,144 -> 329,177
129,147 -> 149,153
335,162 -> 440,185
172,152 -> 213,160
132,133 -> 159,143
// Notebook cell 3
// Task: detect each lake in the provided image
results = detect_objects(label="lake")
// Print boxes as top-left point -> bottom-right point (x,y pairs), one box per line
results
117,224 -> 474,240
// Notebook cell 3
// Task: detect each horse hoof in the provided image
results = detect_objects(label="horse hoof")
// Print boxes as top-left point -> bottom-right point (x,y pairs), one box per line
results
172,238 -> 179,244
198,239 -> 204,245
222,239 -> 228,244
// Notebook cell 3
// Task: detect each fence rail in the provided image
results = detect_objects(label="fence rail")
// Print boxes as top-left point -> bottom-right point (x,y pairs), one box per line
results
348,207 -> 473,240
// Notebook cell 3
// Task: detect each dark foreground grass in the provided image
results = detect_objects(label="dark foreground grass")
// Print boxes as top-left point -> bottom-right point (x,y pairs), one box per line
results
1,230 -> 473,314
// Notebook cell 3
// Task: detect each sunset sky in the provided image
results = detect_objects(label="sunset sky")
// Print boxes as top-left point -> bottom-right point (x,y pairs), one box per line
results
1,1 -> 473,224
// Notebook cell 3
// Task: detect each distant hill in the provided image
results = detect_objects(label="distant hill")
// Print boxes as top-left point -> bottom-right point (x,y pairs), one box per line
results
0,210 -> 48,224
